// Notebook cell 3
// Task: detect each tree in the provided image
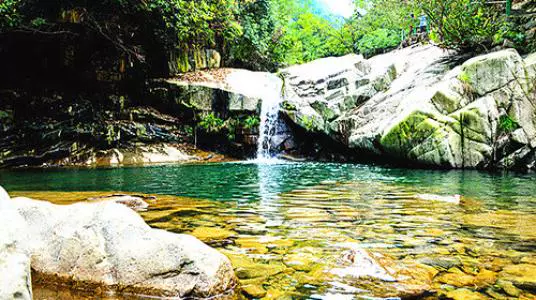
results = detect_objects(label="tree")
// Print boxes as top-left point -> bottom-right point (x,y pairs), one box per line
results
348,0 -> 414,57
415,0 -> 503,51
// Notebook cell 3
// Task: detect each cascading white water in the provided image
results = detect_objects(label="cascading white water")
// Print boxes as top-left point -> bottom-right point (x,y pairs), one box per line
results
225,70 -> 284,162
256,91 -> 284,160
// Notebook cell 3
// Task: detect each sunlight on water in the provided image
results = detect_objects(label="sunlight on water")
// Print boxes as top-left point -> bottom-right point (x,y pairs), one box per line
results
3,163 -> 536,299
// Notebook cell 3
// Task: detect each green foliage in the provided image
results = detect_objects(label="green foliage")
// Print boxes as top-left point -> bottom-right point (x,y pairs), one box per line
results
30,17 -> 46,27
274,11 -> 352,65
199,112 -> 224,133
148,0 -> 242,49
499,115 -> 519,133
2,0 -> 242,59
458,71 -> 470,84
0,0 -> 21,29
242,115 -> 260,129
230,0 -> 356,69
300,115 -> 316,132
355,28 -> 400,57
415,0 -> 503,50
0,110 -> 11,120
281,101 -> 296,111
350,0 -> 414,57
229,0 -> 278,70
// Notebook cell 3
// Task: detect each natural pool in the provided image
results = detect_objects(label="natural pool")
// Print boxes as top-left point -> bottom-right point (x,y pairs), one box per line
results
1,162 -> 536,299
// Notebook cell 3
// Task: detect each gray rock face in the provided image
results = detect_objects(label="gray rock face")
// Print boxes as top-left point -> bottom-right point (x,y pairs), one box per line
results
0,187 -> 32,300
7,194 -> 237,298
281,46 -> 536,170
162,69 -> 282,113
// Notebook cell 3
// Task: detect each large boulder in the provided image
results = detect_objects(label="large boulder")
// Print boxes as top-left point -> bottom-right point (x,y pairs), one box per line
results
0,187 -> 32,300
11,196 -> 238,298
281,46 -> 536,170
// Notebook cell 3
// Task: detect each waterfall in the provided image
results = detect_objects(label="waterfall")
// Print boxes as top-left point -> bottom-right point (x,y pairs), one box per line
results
256,91 -> 284,160
225,70 -> 284,162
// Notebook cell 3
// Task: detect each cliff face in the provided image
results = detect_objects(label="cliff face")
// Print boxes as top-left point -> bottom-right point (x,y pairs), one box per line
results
280,45 -> 536,170
0,21 -> 254,167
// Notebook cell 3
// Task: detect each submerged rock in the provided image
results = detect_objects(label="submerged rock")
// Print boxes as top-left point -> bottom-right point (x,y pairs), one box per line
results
10,196 -> 237,298
415,193 -> 461,204
499,264 -> 536,290
331,246 -> 436,298
87,194 -> 152,211
445,288 -> 488,300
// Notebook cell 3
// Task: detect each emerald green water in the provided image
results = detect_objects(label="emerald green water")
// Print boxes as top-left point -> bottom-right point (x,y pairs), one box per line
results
1,162 -> 535,206
2,162 -> 536,299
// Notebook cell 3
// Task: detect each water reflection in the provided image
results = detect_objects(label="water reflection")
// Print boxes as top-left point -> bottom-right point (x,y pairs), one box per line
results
5,162 -> 536,300
1,163 -> 535,210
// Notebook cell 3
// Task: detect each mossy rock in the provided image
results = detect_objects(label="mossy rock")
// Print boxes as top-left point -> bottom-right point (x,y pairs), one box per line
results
380,110 -> 444,158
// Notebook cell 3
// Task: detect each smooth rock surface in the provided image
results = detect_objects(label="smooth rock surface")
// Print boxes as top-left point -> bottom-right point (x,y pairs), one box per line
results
0,187 -> 32,300
281,46 -> 536,170
11,196 -> 237,298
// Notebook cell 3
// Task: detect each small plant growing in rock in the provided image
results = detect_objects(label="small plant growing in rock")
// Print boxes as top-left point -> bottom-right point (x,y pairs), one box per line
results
300,115 -> 316,132
199,113 -> 224,133
243,115 -> 260,129
281,101 -> 296,111
458,71 -> 470,84
499,115 -> 519,133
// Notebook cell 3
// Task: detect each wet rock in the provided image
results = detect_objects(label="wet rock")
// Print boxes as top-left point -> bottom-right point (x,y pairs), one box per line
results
283,252 -> 319,272
226,253 -> 286,280
191,226 -> 237,242
499,264 -> 536,290
242,284 -> 267,299
463,211 -> 536,240
331,247 -> 436,298
11,196 -> 237,298
415,193 -> 461,204
234,224 -> 267,235
418,256 -> 462,270
235,238 -> 269,254
87,194 -> 151,211
496,279 -> 522,297
436,271 -> 476,287
446,288 -> 488,300
331,249 -> 396,281
474,269 -> 497,288
485,287 -> 508,300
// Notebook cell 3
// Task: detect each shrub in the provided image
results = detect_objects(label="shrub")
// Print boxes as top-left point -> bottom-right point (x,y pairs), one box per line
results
198,112 -> 224,133
242,115 -> 260,129
499,115 -> 519,133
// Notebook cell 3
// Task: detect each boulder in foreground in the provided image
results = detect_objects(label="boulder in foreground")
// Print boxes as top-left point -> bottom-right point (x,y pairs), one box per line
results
10,195 -> 237,298
0,187 -> 32,300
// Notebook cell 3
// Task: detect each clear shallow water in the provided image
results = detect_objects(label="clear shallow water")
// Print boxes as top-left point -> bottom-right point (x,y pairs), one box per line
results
1,162 -> 535,205
2,162 -> 536,299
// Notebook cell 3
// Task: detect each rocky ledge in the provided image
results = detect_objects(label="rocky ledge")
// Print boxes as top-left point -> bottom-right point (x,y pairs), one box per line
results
0,186 -> 238,299
281,46 -> 536,170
